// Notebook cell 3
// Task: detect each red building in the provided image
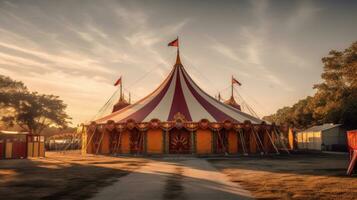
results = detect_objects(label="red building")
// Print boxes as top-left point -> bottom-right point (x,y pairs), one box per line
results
0,131 -> 45,159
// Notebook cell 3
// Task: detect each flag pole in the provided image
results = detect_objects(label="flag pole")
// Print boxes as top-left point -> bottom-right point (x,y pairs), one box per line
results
175,36 -> 181,65
231,76 -> 234,98
120,76 -> 123,100
177,36 -> 179,58
129,92 -> 131,104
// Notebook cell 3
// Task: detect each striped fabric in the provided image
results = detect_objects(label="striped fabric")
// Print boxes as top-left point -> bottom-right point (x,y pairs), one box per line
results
96,58 -> 262,124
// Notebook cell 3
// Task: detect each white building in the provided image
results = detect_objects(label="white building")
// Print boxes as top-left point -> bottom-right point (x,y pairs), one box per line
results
296,124 -> 347,151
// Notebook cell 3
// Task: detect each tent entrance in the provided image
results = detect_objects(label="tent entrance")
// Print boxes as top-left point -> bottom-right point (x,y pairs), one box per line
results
169,128 -> 191,154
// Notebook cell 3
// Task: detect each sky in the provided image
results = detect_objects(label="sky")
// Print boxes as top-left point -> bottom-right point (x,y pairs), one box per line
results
0,0 -> 356,125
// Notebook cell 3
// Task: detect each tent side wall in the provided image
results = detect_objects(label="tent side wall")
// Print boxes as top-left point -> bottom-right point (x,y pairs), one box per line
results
196,129 -> 213,154
146,129 -> 164,154
296,131 -> 322,150
322,127 -> 339,145
321,127 -> 347,151
82,124 -> 283,155
228,130 -> 238,154
338,128 -> 347,145
296,127 -> 347,151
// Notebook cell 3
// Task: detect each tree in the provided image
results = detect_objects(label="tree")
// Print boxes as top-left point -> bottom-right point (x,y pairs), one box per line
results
313,41 -> 357,129
0,75 -> 27,128
262,97 -> 314,129
0,75 -> 71,134
264,41 -> 357,129
0,75 -> 27,105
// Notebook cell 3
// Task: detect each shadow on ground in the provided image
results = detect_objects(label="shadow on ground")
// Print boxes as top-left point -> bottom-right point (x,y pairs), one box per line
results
0,152 -> 355,200
0,153 -> 145,200
0,153 -> 252,200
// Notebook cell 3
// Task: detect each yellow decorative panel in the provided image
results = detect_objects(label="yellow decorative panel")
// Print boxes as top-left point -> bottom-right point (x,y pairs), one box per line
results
120,131 -> 130,154
146,129 -> 163,154
196,129 -> 212,154
39,143 -> 45,157
5,142 -> 12,158
27,142 -> 33,157
33,142 -> 39,157
101,132 -> 110,154
228,131 -> 238,154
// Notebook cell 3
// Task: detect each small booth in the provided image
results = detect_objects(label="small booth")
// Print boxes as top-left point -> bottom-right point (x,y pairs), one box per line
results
0,131 -> 45,159
296,124 -> 346,151
347,130 -> 357,175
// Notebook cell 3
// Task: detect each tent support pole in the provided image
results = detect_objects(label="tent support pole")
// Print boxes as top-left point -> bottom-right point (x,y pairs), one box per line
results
252,128 -> 265,154
217,130 -> 228,155
95,130 -> 105,155
265,129 -> 280,155
273,128 -> 290,154
86,126 -> 97,153
239,129 -> 248,156
114,132 -> 122,155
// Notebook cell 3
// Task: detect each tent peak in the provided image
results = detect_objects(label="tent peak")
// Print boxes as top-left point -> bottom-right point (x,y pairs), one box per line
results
175,49 -> 182,65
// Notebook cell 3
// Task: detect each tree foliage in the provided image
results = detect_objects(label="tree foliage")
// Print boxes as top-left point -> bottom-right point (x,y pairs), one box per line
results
0,75 -> 71,134
263,41 -> 357,129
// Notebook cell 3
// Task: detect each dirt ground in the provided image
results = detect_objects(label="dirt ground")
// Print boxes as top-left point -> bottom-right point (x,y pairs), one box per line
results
1,152 -> 356,200
209,153 -> 357,200
0,151 -> 148,200
89,157 -> 252,200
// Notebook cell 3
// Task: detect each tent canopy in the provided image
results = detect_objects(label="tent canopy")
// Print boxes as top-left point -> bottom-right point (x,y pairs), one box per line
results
96,52 -> 262,124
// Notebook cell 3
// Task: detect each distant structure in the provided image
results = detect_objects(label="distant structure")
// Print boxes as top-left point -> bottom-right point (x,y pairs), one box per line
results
347,130 -> 357,175
112,78 -> 130,113
296,124 -> 347,151
83,39 -> 289,156
0,131 -> 45,159
224,76 -> 242,111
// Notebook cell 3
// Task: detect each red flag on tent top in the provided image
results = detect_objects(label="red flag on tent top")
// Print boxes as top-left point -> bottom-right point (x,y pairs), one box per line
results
168,38 -> 179,47
114,77 -> 122,86
232,77 -> 242,86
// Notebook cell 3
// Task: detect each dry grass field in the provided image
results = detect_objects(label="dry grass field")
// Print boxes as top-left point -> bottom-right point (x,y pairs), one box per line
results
209,153 -> 357,200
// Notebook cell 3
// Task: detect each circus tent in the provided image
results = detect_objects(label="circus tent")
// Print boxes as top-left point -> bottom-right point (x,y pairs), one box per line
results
96,51 -> 262,124
83,41 -> 289,156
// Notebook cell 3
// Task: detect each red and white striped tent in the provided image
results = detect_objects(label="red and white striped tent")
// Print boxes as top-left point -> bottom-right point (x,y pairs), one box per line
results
96,52 -> 262,124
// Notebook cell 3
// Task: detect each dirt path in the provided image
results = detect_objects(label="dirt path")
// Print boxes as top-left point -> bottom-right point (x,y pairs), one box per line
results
90,158 -> 253,200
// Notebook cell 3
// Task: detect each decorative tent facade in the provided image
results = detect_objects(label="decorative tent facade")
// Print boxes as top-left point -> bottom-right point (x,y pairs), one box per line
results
82,50 -> 289,155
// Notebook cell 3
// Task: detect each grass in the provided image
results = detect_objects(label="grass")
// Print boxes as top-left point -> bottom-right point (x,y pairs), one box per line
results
209,153 -> 357,200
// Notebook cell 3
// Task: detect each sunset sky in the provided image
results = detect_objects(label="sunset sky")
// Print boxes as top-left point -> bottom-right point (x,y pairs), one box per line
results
0,0 -> 356,125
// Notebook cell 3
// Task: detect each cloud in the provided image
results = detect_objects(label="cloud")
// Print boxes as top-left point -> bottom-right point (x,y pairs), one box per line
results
125,32 -> 161,47
0,41 -> 112,74
209,32 -> 294,92
1,0 -> 350,122
279,47 -> 308,69
113,5 -> 148,27
0,1 -> 192,124
210,40 -> 244,64
286,2 -> 323,30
